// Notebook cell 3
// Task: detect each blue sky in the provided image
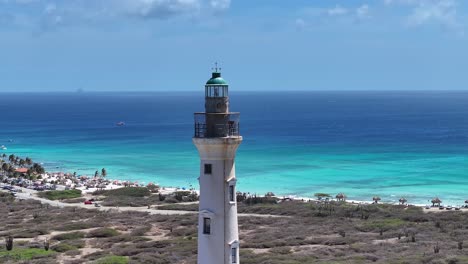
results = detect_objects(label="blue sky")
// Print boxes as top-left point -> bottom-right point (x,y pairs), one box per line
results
0,0 -> 467,92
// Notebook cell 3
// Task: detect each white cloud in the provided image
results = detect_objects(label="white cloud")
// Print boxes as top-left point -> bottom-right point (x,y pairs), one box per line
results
356,4 -> 370,19
297,3 -> 372,29
1,0 -> 232,26
120,0 -> 202,19
385,0 -> 463,34
210,0 -> 230,11
327,5 -> 348,16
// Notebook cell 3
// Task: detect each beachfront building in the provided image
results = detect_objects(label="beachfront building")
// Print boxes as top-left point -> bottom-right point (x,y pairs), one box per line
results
193,65 -> 242,264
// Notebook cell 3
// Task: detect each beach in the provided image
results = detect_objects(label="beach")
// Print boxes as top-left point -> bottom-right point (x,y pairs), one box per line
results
1,91 -> 468,205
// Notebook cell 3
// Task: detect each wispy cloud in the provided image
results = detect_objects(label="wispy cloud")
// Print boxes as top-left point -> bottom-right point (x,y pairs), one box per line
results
384,0 -> 464,35
0,0 -> 231,30
296,4 -> 372,30
356,5 -> 370,19
327,5 -> 348,16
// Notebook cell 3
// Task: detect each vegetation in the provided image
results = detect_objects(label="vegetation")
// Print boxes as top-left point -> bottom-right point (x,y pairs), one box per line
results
93,187 -> 199,207
95,255 -> 129,264
87,228 -> 119,238
0,248 -> 55,261
0,154 -> 45,180
93,187 -> 150,197
37,189 -> 82,200
52,231 -> 86,241
2,190 -> 468,263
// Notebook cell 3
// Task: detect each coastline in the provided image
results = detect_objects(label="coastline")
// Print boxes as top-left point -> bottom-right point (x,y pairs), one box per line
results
1,152 -> 466,208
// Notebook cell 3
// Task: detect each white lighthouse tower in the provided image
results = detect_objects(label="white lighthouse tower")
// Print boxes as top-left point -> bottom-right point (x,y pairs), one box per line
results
193,65 -> 242,264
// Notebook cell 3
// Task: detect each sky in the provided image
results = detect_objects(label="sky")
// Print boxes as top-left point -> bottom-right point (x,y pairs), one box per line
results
0,0 -> 467,92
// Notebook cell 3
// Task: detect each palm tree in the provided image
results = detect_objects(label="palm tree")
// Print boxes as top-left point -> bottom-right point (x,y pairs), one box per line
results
101,168 -> 107,178
25,157 -> 32,166
2,163 -> 9,175
399,197 -> 407,205
372,196 -> 381,204
94,171 -> 99,178
31,163 -> 45,174
8,154 -> 15,164
2,153 -> 6,160
19,159 -> 25,167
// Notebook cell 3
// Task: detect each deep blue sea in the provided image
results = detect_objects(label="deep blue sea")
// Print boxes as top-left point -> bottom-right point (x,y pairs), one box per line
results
1,91 -> 467,205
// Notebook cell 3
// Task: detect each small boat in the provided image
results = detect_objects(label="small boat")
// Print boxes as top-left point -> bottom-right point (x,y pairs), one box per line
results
439,206 -> 444,210
446,206 -> 452,210
116,121 -> 125,126
0,145 -> 7,150
425,205 -> 430,209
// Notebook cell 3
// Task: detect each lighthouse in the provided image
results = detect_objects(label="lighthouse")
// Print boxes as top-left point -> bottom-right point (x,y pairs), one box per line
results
193,64 -> 242,264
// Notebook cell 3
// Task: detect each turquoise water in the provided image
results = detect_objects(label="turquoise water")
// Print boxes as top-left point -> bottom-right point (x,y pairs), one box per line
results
1,91 -> 467,205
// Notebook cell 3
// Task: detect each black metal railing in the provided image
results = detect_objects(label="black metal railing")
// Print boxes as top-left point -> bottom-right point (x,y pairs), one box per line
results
194,112 -> 240,138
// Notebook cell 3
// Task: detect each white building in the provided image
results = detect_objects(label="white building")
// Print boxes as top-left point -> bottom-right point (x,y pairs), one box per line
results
193,66 -> 242,264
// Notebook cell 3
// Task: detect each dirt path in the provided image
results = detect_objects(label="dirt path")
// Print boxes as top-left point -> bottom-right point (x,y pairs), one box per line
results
12,190 -> 286,218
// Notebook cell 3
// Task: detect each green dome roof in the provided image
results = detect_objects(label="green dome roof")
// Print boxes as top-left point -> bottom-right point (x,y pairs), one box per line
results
206,72 -> 228,85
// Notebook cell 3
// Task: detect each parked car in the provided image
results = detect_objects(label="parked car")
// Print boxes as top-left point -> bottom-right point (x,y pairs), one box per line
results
84,200 -> 93,205
94,203 -> 101,207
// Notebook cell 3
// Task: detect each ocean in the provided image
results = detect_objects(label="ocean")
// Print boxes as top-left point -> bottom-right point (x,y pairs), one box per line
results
1,91 -> 467,205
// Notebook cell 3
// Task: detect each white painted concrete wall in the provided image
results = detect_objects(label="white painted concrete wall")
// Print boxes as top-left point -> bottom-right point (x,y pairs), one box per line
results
193,137 -> 242,264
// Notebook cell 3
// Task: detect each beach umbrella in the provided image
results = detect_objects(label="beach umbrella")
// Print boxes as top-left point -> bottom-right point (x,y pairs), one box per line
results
399,197 -> 407,205
372,196 -> 381,204
465,200 -> 468,204
335,193 -> 346,201
431,197 -> 442,207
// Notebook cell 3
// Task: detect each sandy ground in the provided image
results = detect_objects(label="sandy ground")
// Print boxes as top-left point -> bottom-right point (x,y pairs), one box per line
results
3,183 -> 465,217
3,185 -> 284,218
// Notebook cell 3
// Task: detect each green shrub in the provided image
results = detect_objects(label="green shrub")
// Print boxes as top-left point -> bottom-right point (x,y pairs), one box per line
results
38,190 -> 82,200
51,243 -> 77,252
359,219 -> 407,232
0,248 -> 55,260
94,255 -> 129,264
87,228 -> 119,238
93,187 -> 150,197
56,222 -> 96,231
52,232 -> 86,241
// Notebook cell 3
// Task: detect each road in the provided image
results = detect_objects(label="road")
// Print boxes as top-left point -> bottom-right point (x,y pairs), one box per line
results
2,184 -> 283,218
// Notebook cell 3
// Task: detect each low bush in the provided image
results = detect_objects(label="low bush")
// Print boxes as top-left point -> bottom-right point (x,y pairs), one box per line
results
93,187 -> 150,197
87,228 -> 119,238
52,231 -> 86,241
94,255 -> 129,264
51,243 -> 78,253
37,190 -> 82,200
0,248 -> 55,261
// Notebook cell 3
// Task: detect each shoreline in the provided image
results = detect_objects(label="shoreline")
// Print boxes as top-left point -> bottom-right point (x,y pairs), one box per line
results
2,152 -> 467,208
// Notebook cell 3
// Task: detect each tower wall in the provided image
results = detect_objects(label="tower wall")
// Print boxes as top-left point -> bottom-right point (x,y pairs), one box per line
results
194,137 -> 242,264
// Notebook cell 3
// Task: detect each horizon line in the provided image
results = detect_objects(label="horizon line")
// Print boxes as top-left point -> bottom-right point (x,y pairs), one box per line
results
1,89 -> 468,93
